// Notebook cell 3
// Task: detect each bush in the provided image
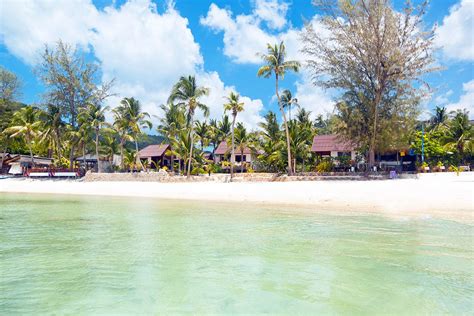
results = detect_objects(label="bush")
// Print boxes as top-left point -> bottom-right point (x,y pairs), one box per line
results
316,159 -> 334,173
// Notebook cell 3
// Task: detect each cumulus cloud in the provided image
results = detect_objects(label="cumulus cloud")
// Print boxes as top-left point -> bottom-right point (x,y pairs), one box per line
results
253,0 -> 289,30
436,0 -> 474,61
0,0 -> 98,64
446,80 -> 474,117
293,70 -> 335,119
0,0 -> 264,127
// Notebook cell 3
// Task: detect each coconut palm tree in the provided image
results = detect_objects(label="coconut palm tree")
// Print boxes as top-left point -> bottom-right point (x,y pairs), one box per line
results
443,109 -> 473,164
257,41 -> 300,175
168,75 -> 209,178
78,103 -> 109,172
5,106 -> 42,164
234,123 -> 251,173
39,104 -> 65,160
117,97 -> 152,171
223,92 -> 245,179
100,130 -> 119,166
280,89 -> 299,121
430,106 -> 448,130
194,120 -> 210,150
157,102 -> 186,172
112,106 -> 132,171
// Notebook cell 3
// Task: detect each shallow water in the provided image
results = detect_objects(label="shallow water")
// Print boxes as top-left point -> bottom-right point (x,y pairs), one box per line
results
0,193 -> 473,314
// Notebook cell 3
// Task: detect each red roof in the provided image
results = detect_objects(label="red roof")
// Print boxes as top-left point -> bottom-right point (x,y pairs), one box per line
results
138,144 -> 170,158
215,141 -> 252,155
311,135 -> 355,152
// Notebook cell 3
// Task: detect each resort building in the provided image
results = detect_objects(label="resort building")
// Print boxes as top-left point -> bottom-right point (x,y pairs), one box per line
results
138,144 -> 171,169
311,134 -> 357,160
75,154 -> 121,172
214,141 -> 254,164
3,154 -> 53,175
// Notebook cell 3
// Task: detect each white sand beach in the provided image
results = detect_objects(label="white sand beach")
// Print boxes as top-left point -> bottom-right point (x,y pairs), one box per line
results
1,172 -> 473,221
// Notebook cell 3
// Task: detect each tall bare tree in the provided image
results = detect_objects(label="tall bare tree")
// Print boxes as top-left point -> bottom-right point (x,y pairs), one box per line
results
36,40 -> 113,168
302,0 -> 438,167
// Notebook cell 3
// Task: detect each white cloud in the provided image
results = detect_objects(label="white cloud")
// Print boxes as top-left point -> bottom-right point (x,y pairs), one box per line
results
294,70 -> 335,119
433,89 -> 453,106
446,80 -> 474,118
200,3 -> 275,64
0,0 -> 98,64
253,0 -> 288,30
197,71 -> 264,129
0,0 -> 264,127
436,0 -> 474,61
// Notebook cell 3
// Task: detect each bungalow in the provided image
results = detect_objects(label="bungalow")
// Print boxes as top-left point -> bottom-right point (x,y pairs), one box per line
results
214,141 -> 254,164
4,154 -> 53,175
74,154 -> 121,171
138,144 -> 171,169
311,134 -> 357,160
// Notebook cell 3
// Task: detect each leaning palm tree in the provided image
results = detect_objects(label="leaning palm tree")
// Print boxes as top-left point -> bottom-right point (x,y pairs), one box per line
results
257,41 -> 300,175
5,106 -> 42,164
280,89 -> 299,121
168,75 -> 209,178
223,91 -> 245,179
78,103 -> 109,172
118,97 -> 152,171
194,120 -> 210,150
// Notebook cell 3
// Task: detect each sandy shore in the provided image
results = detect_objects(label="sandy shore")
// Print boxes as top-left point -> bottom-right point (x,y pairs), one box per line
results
1,172 -> 473,221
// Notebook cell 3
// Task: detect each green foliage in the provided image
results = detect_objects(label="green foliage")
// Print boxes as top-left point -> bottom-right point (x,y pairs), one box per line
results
316,159 -> 334,173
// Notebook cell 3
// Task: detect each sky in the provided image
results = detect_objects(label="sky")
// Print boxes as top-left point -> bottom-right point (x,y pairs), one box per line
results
0,0 -> 473,129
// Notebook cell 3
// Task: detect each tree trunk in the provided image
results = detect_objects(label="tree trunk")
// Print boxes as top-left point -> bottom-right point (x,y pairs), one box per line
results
95,126 -> 101,173
276,74 -> 292,175
368,91 -> 382,169
135,139 -> 144,171
240,149 -> 244,173
0,145 -> 6,172
120,138 -> 124,171
27,135 -> 34,165
83,141 -> 86,171
230,115 -> 236,179
187,116 -> 194,178
55,131 -> 62,162
170,153 -> 174,172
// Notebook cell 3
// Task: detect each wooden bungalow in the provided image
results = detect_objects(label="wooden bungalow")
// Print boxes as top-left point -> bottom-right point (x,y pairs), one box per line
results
311,135 -> 357,160
214,141 -> 254,164
138,144 -> 171,169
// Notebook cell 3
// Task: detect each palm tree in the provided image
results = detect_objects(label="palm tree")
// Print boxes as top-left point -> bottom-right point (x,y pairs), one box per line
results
5,106 -> 42,164
430,106 -> 448,129
39,104 -> 64,160
117,97 -> 152,171
234,123 -> 250,173
194,120 -> 210,150
280,89 -> 299,121
112,106 -> 132,171
78,103 -> 109,172
257,41 -> 300,175
443,109 -> 473,164
223,92 -> 245,179
100,130 -> 119,166
157,102 -> 186,172
168,75 -> 209,178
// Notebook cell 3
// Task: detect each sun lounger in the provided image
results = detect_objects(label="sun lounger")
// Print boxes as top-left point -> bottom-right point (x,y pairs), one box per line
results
53,172 -> 77,178
29,172 -> 50,177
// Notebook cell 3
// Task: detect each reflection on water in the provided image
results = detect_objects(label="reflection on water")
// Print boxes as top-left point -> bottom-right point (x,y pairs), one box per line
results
0,194 -> 472,314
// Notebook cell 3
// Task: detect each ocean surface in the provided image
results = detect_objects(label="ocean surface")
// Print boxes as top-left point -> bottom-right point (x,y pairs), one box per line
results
0,193 -> 472,314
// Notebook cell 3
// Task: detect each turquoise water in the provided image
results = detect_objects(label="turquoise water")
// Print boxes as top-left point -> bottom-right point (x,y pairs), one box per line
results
0,193 -> 473,314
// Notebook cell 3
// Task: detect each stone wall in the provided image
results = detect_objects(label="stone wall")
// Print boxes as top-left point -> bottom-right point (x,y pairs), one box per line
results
83,171 -> 402,182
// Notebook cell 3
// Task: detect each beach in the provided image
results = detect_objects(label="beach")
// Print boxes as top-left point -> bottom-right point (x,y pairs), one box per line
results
1,172 -> 472,221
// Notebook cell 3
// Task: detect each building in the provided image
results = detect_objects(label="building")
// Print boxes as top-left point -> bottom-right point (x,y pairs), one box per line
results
3,154 -> 53,175
138,144 -> 171,169
74,154 -> 121,171
214,141 -> 254,164
311,134 -> 357,160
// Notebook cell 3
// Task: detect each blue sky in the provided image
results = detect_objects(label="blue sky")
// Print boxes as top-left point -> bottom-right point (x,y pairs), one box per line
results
1,0 -> 473,127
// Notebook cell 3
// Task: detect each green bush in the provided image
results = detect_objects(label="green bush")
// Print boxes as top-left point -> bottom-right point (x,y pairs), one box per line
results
316,159 -> 334,173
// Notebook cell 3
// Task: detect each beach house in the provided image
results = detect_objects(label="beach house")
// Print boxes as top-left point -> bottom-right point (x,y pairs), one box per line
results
311,134 -> 357,160
214,141 -> 254,164
138,144 -> 172,169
